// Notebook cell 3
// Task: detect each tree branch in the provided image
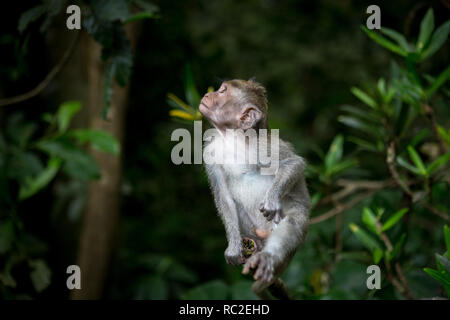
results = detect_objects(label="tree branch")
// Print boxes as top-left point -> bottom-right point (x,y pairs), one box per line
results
0,31 -> 80,107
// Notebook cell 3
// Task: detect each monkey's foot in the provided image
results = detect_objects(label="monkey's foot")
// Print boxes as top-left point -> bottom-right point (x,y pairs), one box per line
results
225,245 -> 246,265
242,251 -> 275,286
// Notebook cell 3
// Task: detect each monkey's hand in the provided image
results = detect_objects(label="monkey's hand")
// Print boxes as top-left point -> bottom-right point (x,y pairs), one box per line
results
242,251 -> 275,286
225,244 -> 245,265
259,194 -> 284,224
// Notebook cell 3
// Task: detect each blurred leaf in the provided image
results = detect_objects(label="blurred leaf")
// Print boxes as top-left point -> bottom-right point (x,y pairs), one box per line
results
18,5 -> 46,33
169,109 -> 198,121
362,207 -> 378,235
347,136 -> 379,152
421,21 -> 450,60
68,129 -> 120,155
427,152 -> 450,175
325,135 -> 343,171
373,248 -> 383,264
0,220 -> 15,254
445,225 -> 450,258
425,66 -> 450,99
184,64 -> 202,110
19,157 -> 61,201
90,0 -> 131,22
29,260 -> 51,293
361,25 -> 407,57
436,254 -> 450,274
437,126 -> 450,146
407,146 -> 427,176
37,139 -> 100,181
397,156 -> 421,175
349,223 -> 382,252
423,268 -> 450,286
391,233 -> 407,260
350,87 -> 377,109
382,208 -> 408,231
57,101 -> 81,133
181,280 -> 229,300
328,159 -> 357,176
340,105 -> 381,123
409,129 -> 430,147
380,27 -> 410,52
417,8 -> 434,52
338,116 -> 382,138
134,276 -> 169,299
230,280 -> 258,299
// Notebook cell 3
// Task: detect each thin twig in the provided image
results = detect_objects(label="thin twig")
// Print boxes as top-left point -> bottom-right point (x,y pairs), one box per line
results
311,190 -> 376,224
421,103 -> 447,154
0,31 -> 80,107
387,142 -> 449,221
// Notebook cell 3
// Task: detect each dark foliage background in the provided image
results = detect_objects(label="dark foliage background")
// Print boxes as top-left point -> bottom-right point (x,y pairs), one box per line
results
0,0 -> 449,300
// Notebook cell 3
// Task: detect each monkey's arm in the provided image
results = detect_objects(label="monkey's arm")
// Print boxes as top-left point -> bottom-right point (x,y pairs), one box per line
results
259,154 -> 306,222
205,164 -> 245,265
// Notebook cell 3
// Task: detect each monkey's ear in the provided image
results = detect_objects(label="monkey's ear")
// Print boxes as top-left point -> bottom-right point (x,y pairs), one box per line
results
239,105 -> 262,130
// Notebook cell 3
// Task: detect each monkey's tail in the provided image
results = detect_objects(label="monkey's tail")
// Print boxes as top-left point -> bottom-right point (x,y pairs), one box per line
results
267,278 -> 291,300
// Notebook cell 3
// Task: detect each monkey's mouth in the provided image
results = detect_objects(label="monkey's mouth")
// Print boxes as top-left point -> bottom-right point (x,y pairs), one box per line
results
200,102 -> 210,109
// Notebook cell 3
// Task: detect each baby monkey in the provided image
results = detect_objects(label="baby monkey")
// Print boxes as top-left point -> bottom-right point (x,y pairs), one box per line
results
199,78 -> 310,299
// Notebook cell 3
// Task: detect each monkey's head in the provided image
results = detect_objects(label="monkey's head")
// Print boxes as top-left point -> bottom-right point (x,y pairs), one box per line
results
199,79 -> 268,131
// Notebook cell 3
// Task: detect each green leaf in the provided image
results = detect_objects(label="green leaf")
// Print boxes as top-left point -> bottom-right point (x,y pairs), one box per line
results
391,233 -> 407,260
396,156 -> 421,175
328,159 -> 357,176
382,208 -> 408,231
380,27 -> 410,52
325,135 -> 343,171
68,129 -> 120,155
362,207 -> 378,235
417,8 -> 435,51
423,268 -> 450,287
421,21 -> 450,60
347,136 -> 380,152
436,254 -> 450,274
29,260 -> 52,293
19,157 -> 62,201
0,220 -> 15,254
425,66 -> 450,99
437,126 -> 450,146
124,12 -> 156,23
407,146 -> 427,176
340,105 -> 381,123
184,64 -> 202,109
427,152 -> 450,175
373,248 -> 383,264
18,5 -> 46,33
361,25 -> 407,57
409,129 -> 430,147
57,101 -> 81,133
338,116 -> 382,138
37,139 -> 100,181
349,223 -> 382,252
444,225 -> 450,258
350,87 -> 377,109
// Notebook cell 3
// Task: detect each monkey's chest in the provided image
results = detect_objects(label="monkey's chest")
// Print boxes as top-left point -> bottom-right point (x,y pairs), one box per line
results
224,164 -> 273,216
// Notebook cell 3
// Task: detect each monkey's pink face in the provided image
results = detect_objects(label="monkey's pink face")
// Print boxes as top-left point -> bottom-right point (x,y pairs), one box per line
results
199,82 -> 241,130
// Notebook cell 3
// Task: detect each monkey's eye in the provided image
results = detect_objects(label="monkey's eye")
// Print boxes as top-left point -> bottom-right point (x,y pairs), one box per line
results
219,85 -> 227,93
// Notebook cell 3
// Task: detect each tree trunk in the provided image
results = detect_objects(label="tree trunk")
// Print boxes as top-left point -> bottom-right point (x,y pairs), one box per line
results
70,24 -> 141,300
